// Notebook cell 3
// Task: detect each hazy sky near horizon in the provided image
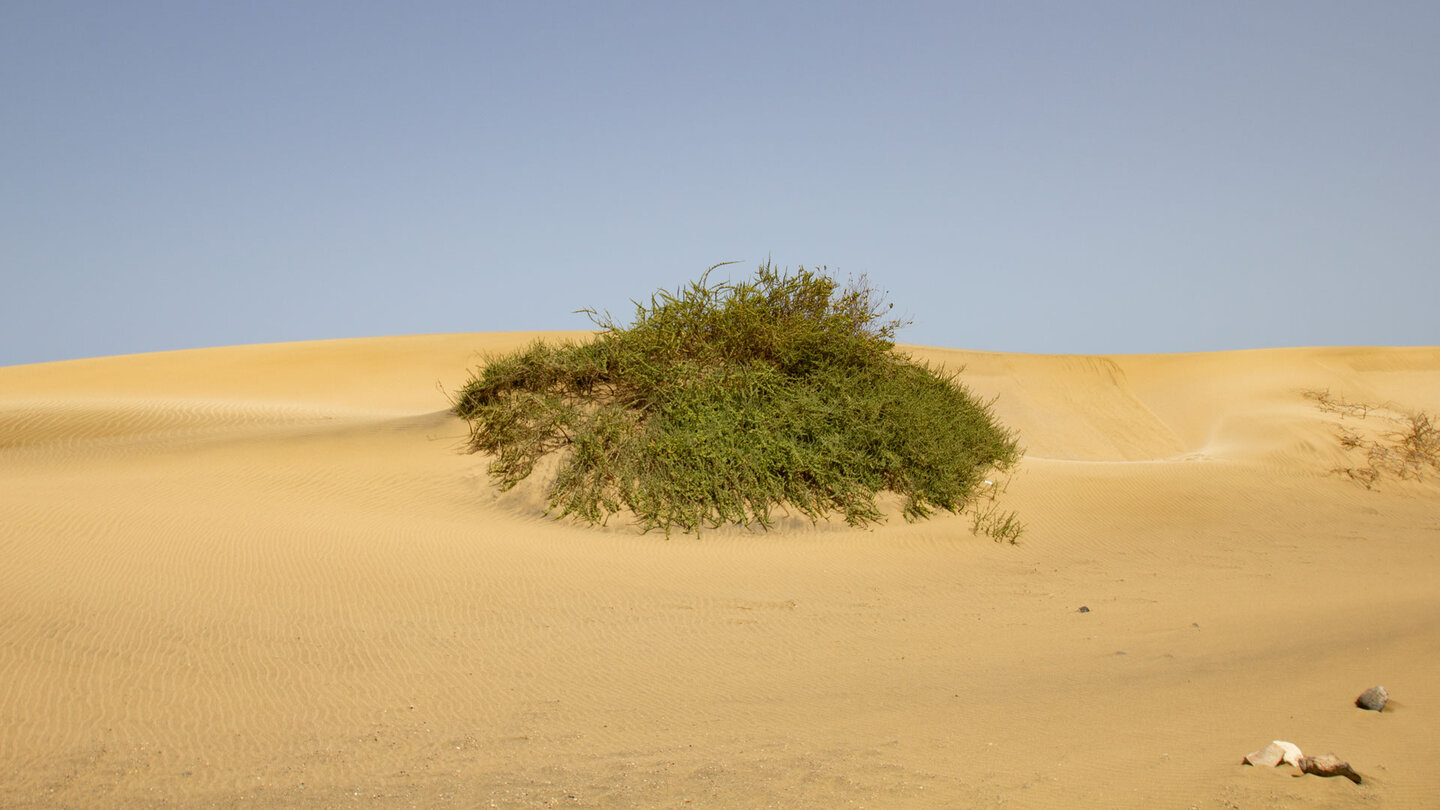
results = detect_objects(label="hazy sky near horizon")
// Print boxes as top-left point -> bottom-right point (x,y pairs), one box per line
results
3,1 -> 1437,367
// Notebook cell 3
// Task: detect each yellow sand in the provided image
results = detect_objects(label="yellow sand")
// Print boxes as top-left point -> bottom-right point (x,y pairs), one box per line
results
2,334 -> 1437,808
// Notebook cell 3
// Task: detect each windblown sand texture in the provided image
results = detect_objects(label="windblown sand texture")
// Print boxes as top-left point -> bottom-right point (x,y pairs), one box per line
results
3,333 -> 1438,808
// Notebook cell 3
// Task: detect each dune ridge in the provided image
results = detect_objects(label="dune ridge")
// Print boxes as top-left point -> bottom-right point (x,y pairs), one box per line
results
2,333 -> 1438,808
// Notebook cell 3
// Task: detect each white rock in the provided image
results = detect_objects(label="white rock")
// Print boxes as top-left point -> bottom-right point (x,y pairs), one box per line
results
1243,740 -> 1304,768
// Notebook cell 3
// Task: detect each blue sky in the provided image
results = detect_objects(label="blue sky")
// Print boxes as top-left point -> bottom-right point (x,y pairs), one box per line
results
3,1 -> 1436,367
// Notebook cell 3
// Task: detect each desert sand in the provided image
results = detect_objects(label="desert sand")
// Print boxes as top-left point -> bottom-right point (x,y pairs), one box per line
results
2,333 -> 1438,808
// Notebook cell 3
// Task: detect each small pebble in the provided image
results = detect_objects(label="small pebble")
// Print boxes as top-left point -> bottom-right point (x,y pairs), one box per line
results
1077,606 -> 1090,613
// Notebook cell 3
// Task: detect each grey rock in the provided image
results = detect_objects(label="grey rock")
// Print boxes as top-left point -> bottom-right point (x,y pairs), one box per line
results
1356,685 -> 1389,712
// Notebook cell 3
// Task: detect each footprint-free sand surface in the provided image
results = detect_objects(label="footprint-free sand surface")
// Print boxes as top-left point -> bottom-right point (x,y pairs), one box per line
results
3,333 -> 1438,808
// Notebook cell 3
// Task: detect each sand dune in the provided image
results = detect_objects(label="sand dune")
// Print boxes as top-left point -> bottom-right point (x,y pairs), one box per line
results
2,334 -> 1438,808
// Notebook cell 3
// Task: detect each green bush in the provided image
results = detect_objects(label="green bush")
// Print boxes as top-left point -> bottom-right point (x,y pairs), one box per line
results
454,262 -> 1022,535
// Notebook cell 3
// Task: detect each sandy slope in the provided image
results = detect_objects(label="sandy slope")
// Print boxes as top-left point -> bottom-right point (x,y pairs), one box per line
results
2,333 -> 1438,809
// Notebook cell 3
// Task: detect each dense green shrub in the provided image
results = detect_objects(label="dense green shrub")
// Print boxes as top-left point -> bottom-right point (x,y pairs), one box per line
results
454,262 -> 1021,535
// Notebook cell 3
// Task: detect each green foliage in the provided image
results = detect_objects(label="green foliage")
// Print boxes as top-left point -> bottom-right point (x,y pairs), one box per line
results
454,262 -> 1022,535
968,474 -> 1025,544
